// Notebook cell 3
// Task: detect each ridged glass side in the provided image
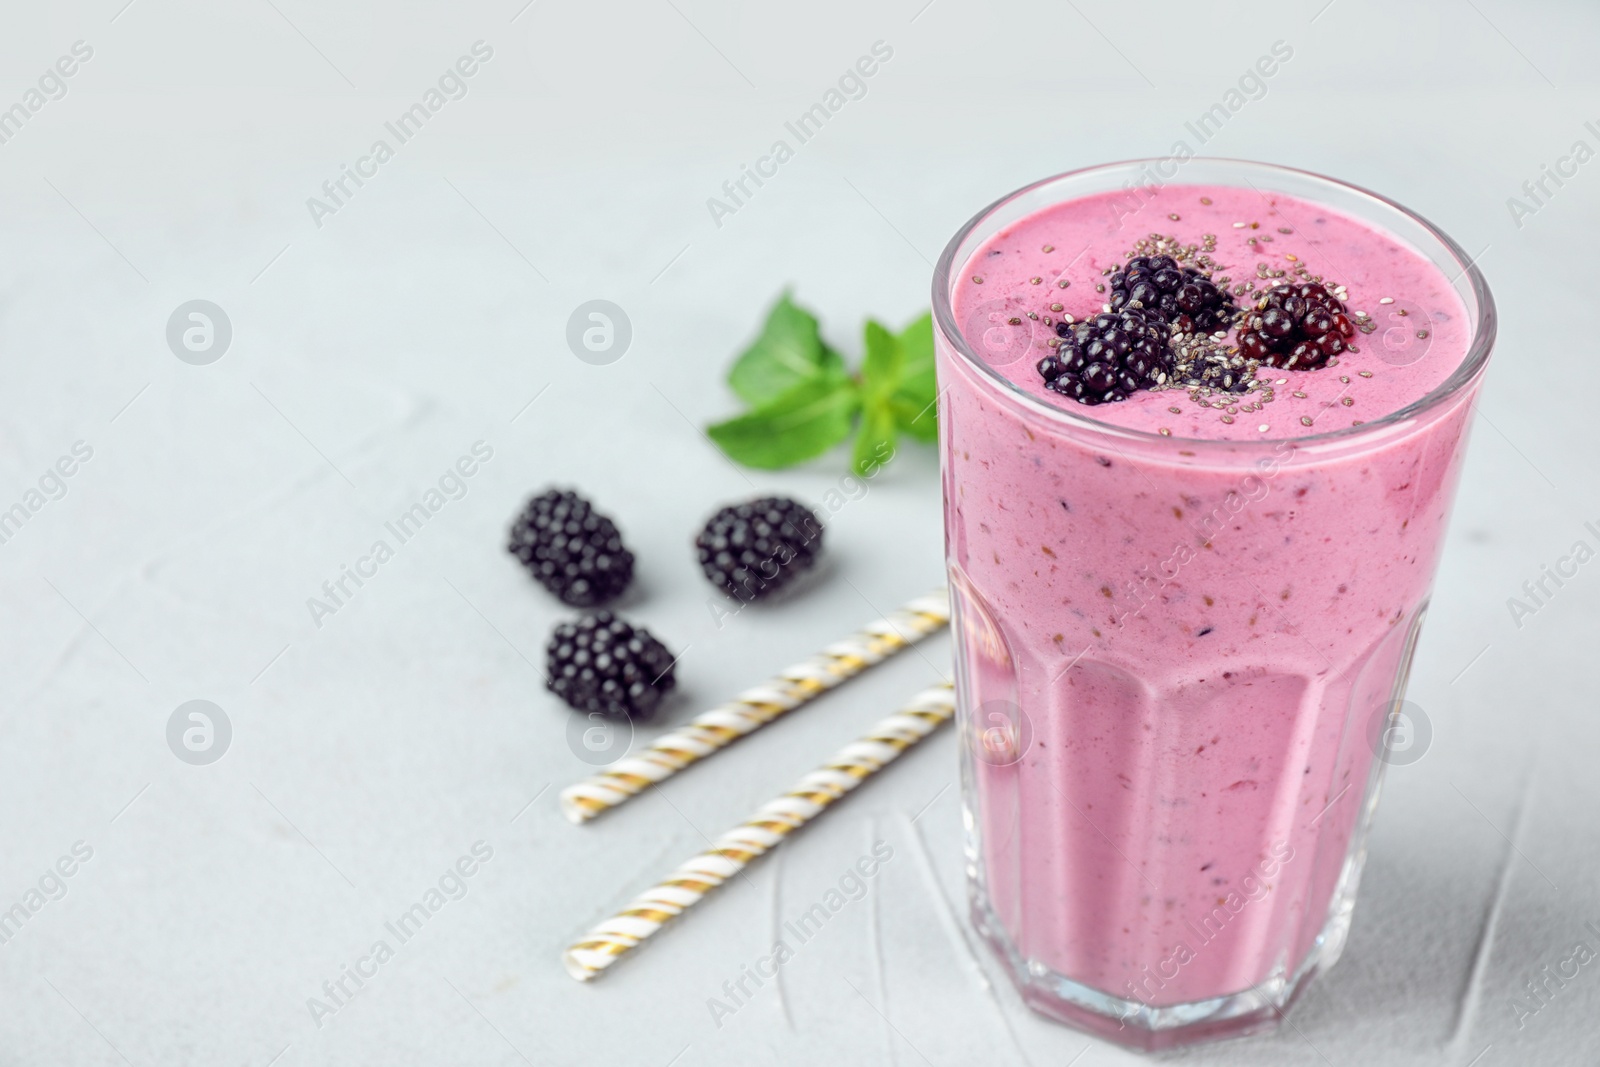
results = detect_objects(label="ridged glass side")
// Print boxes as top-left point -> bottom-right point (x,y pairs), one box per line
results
954,578 -> 1430,1049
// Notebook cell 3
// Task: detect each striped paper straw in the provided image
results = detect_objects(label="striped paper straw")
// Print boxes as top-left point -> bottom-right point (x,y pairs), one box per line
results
562,680 -> 955,981
558,588 -> 949,825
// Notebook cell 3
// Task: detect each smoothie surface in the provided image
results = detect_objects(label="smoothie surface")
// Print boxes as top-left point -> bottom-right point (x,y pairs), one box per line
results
951,183 -> 1470,441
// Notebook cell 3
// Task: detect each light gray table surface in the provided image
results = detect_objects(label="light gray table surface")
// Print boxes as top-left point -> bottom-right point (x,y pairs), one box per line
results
1,1 -> 1596,1064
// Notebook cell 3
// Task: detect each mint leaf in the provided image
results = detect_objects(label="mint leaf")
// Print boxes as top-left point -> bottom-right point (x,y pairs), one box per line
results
860,319 -> 904,403
711,295 -> 939,473
852,398 -> 897,477
727,292 -> 844,406
891,312 -> 938,441
895,312 -> 934,398
708,374 -> 859,469
889,394 -> 938,442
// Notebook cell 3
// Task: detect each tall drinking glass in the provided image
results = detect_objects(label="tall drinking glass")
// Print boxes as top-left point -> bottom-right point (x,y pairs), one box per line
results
932,159 -> 1494,1049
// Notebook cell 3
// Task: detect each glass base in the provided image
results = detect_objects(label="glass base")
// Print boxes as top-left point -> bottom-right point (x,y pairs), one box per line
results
970,890 -> 1353,1052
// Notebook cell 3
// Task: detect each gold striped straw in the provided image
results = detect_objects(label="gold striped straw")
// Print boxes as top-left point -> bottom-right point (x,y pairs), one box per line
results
559,588 -> 949,825
562,680 -> 956,981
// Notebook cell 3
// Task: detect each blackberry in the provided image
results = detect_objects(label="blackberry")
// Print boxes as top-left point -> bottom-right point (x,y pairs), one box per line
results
1038,307 -> 1173,405
1237,282 -> 1355,371
695,496 -> 823,602
508,489 -> 634,607
546,611 -> 677,720
1108,255 -> 1237,333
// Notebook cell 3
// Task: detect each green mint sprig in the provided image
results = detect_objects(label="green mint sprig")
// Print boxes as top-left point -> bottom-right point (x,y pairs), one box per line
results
707,292 -> 937,476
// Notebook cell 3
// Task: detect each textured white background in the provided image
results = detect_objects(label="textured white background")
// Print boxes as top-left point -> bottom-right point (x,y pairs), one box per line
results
0,0 -> 1595,1064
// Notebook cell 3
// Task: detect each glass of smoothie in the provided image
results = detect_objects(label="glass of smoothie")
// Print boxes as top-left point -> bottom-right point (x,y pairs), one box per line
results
932,159 -> 1493,1050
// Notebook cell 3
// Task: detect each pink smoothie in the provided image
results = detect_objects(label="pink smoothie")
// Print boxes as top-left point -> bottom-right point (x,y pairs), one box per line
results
939,181 -> 1484,1025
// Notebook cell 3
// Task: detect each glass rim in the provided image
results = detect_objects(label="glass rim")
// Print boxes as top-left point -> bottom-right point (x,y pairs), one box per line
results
931,157 -> 1497,449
